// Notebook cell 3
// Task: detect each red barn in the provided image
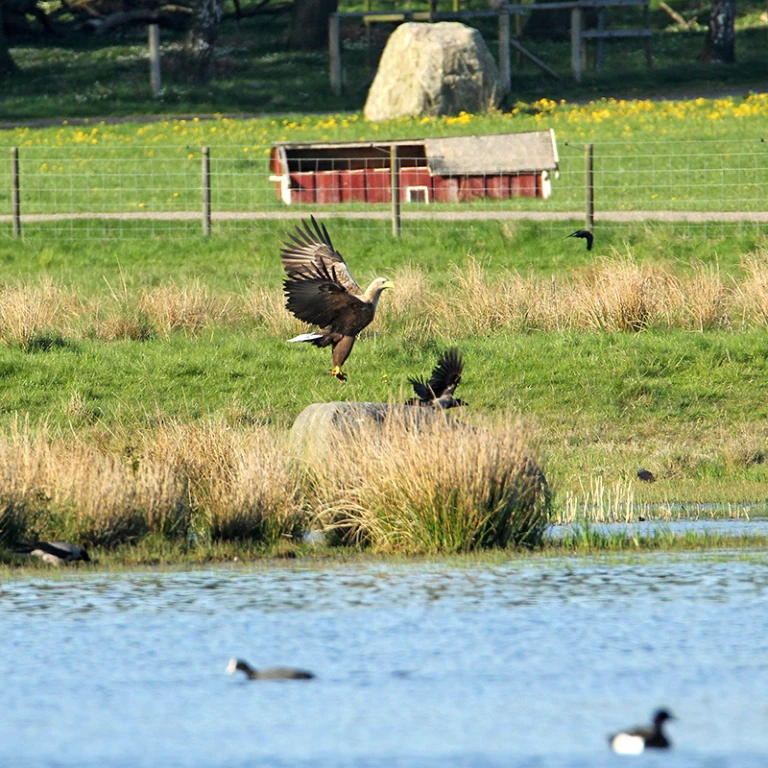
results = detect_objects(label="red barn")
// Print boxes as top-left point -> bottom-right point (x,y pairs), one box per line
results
269,130 -> 559,205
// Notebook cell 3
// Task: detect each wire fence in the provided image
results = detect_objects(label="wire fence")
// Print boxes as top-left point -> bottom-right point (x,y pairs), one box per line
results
1,138 -> 767,240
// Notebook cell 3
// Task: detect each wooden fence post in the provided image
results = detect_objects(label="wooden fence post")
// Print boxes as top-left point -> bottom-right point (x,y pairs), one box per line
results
643,1 -> 653,66
498,10 -> 511,93
329,14 -> 342,96
596,8 -> 606,71
11,147 -> 20,238
390,145 -> 400,237
149,24 -> 161,97
571,5 -> 583,83
202,146 -> 211,236
585,142 -> 594,233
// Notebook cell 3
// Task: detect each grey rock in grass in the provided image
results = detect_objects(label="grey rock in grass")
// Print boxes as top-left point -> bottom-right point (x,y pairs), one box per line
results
289,401 -> 448,461
364,22 -> 504,121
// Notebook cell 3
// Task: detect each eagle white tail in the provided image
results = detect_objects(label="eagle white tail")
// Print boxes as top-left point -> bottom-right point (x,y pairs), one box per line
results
287,333 -> 324,343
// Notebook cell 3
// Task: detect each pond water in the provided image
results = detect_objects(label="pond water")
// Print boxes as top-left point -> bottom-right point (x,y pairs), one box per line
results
2,551 -> 768,768
547,518 -> 768,539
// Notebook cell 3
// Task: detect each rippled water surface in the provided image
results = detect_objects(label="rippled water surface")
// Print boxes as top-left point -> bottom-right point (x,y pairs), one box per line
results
2,552 -> 768,768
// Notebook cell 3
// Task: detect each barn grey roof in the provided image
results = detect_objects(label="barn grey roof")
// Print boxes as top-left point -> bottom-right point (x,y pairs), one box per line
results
271,129 -> 559,175
424,131 -> 558,175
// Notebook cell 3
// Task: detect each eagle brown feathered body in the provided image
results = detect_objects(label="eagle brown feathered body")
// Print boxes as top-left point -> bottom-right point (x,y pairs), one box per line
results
281,217 -> 393,380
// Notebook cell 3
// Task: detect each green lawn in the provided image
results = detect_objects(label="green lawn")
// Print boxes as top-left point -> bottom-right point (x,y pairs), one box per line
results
1,221 -> 768,511
1,96 -> 768,227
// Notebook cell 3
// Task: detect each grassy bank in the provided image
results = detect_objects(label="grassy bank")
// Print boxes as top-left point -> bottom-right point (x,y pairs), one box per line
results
1,223 -> 768,564
3,527 -> 767,572
0,411 -> 550,556
1,78 -> 768,562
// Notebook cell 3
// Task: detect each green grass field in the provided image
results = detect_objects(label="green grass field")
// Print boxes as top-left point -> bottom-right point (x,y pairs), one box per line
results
1,220 -> 767,520
2,14 -> 768,560
2,97 -> 768,222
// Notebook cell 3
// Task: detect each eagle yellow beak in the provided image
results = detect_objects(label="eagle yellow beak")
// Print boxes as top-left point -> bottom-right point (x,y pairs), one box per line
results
383,280 -> 395,289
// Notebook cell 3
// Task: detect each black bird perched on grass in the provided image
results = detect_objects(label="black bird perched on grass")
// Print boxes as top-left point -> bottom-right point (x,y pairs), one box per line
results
281,216 -> 394,381
14,541 -> 91,565
407,348 -> 467,409
567,229 -> 594,251
226,658 -> 315,680
637,467 -> 656,483
608,709 -> 676,754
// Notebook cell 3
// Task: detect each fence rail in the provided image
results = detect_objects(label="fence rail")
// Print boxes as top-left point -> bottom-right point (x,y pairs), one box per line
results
2,139 -> 767,240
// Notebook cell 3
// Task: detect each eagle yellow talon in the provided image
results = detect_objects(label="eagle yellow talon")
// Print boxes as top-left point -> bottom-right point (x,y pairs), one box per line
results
330,366 -> 347,381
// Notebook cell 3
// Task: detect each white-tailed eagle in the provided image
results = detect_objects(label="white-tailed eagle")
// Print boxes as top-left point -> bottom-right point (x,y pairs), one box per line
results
281,217 -> 393,381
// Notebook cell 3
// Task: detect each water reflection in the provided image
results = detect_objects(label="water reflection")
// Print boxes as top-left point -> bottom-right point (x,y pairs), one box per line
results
1,553 -> 767,767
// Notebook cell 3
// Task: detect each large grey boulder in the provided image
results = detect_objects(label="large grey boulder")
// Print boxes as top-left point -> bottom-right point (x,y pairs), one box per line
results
288,402 -> 548,500
363,22 -> 504,121
289,401 -> 445,462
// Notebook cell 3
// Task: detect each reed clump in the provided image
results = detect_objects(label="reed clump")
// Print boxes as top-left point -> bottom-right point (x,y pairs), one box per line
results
0,279 -> 79,350
304,410 -> 550,553
0,420 -> 307,550
0,421 -> 188,547
141,420 -> 306,543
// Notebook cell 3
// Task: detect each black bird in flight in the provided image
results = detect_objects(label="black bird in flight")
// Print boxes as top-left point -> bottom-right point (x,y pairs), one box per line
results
567,230 -> 594,251
407,348 -> 467,409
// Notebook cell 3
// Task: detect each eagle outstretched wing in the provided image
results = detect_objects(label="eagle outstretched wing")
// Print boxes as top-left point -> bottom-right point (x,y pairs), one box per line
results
283,262 -> 375,337
281,216 -> 363,297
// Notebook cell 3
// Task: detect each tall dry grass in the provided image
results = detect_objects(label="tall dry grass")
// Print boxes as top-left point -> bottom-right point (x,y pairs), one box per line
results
432,255 -> 736,335
0,420 -> 188,547
735,252 -> 768,327
142,420 -> 305,542
0,279 -> 79,349
242,283 -> 305,338
0,413 -> 551,555
96,279 -> 235,340
0,420 -> 306,549
5,255 -> 768,343
137,281 -> 234,336
304,410 -> 550,553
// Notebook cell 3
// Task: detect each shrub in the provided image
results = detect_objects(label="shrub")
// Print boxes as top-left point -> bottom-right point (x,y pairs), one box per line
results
304,408 -> 550,553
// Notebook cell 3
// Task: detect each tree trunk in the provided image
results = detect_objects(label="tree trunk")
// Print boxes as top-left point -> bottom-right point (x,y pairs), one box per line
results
0,1 -> 19,75
186,0 -> 223,81
287,0 -> 337,51
700,0 -> 736,62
